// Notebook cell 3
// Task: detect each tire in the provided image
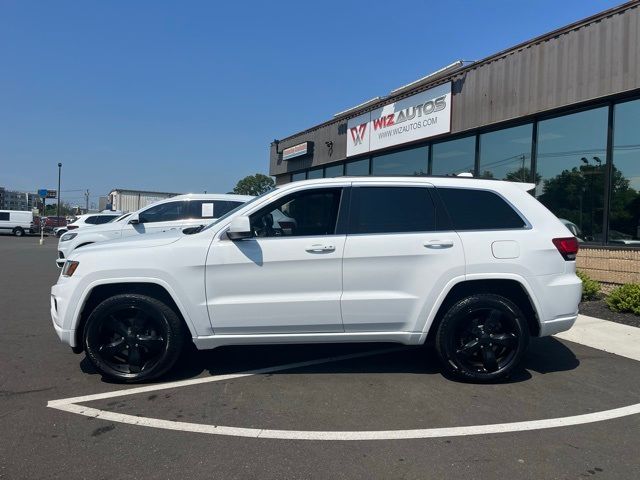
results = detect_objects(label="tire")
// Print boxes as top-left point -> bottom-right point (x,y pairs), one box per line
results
83,293 -> 186,383
435,294 -> 529,383
13,227 -> 25,237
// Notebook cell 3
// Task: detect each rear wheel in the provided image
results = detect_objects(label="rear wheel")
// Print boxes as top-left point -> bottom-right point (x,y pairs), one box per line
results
83,294 -> 186,383
435,294 -> 529,383
13,227 -> 25,237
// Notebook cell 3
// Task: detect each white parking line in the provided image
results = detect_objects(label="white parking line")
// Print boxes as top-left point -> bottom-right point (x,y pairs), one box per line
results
47,334 -> 640,441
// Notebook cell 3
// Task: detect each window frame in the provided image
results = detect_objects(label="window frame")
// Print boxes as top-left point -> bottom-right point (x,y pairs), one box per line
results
246,186 -> 348,239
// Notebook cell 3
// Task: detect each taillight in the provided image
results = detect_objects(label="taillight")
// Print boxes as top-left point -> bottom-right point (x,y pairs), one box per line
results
552,237 -> 579,261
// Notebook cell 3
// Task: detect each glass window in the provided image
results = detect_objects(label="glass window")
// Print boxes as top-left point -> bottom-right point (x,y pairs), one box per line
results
94,215 -> 118,224
324,164 -> 344,178
437,188 -> 526,230
139,201 -> 187,223
536,107 -> 608,243
371,146 -> 428,175
250,188 -> 342,237
611,100 -> 640,245
188,200 -> 244,219
0,212 -> 9,221
84,216 -> 98,224
479,124 -> 533,182
432,136 -> 475,176
291,172 -> 306,182
307,168 -> 323,179
345,158 -> 369,176
349,186 -> 435,234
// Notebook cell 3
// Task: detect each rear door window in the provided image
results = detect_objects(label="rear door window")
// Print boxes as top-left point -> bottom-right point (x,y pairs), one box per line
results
139,201 -> 188,223
349,186 -> 436,234
436,187 -> 526,230
188,200 -> 245,219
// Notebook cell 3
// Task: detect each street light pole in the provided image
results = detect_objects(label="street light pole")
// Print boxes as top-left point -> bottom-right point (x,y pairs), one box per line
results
57,163 -> 62,221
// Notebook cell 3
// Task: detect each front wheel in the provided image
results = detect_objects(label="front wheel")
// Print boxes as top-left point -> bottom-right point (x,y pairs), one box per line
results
435,294 -> 529,383
83,294 -> 186,383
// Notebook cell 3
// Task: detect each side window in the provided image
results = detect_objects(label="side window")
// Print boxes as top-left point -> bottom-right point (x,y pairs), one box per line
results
94,216 -> 117,224
436,187 -> 526,230
250,188 -> 342,237
188,200 -> 245,219
0,212 -> 9,221
139,201 -> 187,223
84,216 -> 98,224
349,186 -> 436,234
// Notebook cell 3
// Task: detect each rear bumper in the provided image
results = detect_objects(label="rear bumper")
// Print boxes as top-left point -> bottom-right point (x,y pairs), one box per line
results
538,314 -> 578,337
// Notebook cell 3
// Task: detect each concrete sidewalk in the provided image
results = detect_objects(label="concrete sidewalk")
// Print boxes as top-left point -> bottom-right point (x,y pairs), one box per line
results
555,314 -> 640,362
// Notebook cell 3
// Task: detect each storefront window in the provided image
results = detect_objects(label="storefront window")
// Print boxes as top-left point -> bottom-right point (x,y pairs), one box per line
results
291,172 -> 306,182
345,158 -> 369,175
431,136 -> 475,176
307,168 -> 323,179
371,146 -> 428,175
324,164 -> 344,178
479,124 -> 533,182
610,100 -> 640,246
536,107 -> 608,243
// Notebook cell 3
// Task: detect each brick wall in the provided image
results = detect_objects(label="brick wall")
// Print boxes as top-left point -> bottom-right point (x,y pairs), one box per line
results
577,247 -> 640,284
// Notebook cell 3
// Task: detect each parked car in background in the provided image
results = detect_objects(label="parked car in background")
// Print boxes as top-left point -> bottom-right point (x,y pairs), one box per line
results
44,216 -> 67,233
559,218 -> 584,242
54,212 -> 122,237
0,210 -> 34,237
51,177 -> 581,383
56,193 -> 252,266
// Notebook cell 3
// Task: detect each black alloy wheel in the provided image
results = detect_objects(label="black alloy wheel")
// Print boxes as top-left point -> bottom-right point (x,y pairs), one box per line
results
436,294 -> 529,382
84,294 -> 186,382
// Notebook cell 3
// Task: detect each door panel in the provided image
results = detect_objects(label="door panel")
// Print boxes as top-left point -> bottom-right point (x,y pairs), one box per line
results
207,236 -> 346,334
206,186 -> 347,334
341,184 -> 465,332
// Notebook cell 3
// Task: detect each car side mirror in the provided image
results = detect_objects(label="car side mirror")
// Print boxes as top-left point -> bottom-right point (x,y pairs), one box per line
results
227,216 -> 253,240
129,213 -> 140,225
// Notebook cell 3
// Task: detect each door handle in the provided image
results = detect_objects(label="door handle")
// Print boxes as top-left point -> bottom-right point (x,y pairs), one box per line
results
305,244 -> 335,253
424,240 -> 454,249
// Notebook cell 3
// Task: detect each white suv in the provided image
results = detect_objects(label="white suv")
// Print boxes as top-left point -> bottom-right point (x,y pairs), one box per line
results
54,212 -> 122,237
50,178 -> 582,383
56,194 -> 252,267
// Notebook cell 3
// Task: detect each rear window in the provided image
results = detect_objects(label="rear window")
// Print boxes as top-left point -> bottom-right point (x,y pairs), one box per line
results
349,186 -> 436,234
436,187 -> 526,230
188,200 -> 245,219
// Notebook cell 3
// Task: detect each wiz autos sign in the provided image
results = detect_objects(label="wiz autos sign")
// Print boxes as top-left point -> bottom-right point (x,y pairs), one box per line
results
347,82 -> 451,157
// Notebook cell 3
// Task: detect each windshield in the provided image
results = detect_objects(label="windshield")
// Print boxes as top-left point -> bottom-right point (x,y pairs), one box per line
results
200,190 -> 275,232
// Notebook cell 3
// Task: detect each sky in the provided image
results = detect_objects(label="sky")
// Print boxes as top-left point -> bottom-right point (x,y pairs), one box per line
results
0,0 -> 625,208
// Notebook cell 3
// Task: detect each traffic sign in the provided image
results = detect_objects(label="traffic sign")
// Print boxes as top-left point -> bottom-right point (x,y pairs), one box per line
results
38,189 -> 47,198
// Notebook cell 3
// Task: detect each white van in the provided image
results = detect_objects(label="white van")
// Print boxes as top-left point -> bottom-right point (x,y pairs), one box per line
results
0,210 -> 34,237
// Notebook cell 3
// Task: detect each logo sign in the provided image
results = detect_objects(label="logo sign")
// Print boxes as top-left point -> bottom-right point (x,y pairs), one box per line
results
46,190 -> 57,199
38,189 -> 48,198
346,82 -> 452,157
282,142 -> 312,161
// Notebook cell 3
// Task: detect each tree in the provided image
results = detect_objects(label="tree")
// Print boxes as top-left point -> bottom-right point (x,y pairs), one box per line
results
233,173 -> 275,196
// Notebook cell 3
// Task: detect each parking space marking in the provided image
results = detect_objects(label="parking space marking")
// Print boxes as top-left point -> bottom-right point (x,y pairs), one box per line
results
48,344 -> 640,441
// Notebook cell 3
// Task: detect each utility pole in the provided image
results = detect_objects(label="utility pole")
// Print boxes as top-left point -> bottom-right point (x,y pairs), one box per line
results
85,189 -> 89,213
57,163 -> 62,220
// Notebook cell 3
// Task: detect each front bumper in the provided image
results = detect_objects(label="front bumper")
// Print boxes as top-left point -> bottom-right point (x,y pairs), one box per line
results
50,283 -> 78,348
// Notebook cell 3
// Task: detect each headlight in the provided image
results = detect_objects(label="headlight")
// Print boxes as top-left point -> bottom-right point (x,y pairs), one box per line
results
60,232 -> 77,242
62,260 -> 80,277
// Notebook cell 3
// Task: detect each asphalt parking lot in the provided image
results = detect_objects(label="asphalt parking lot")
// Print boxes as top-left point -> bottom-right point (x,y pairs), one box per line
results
1,235 -> 639,479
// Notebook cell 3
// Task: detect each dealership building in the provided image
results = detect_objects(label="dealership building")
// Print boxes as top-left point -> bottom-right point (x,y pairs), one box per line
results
269,1 -> 640,284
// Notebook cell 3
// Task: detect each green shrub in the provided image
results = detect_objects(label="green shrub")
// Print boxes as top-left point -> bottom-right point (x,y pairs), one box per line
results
606,283 -> 640,315
576,270 -> 600,301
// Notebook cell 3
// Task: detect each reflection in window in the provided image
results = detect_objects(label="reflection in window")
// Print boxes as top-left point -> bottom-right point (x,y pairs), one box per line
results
345,158 -> 369,175
479,124 -> 533,182
432,136 -> 475,176
291,172 -> 306,182
611,100 -> 640,245
324,164 -> 344,178
371,146 -> 428,175
307,168 -> 323,179
536,107 -> 608,243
